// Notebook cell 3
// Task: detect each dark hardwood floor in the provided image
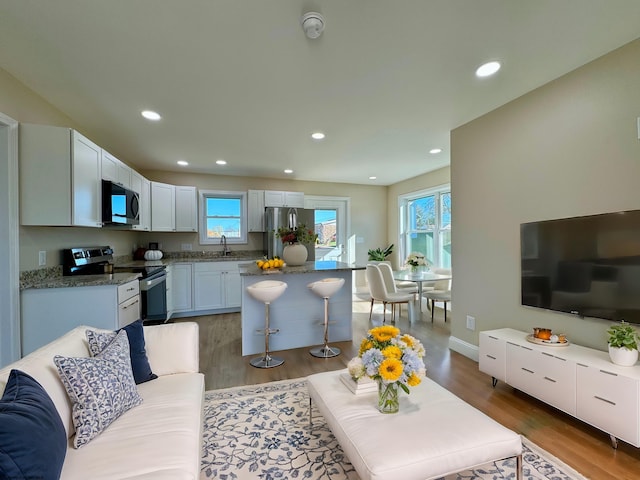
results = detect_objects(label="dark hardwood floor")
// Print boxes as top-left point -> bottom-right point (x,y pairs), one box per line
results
176,295 -> 640,480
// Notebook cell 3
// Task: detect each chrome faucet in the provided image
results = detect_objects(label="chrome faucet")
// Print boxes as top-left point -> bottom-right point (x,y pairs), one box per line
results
220,235 -> 231,256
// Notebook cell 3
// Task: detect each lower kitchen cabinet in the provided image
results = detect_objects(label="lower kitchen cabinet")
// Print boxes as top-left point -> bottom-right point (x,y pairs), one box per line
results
171,263 -> 193,313
171,261 -> 242,318
21,279 -> 140,355
479,328 -> 640,447
194,262 -> 241,311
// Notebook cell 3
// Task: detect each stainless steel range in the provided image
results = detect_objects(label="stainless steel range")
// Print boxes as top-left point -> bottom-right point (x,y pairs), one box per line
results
63,246 -> 167,323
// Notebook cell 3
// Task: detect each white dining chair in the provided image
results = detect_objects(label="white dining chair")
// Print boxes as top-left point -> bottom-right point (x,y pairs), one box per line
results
366,264 -> 414,323
423,268 -> 451,322
377,262 -> 418,295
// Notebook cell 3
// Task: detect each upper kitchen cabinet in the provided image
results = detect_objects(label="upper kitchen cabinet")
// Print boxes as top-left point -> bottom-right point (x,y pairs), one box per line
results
151,182 -> 197,232
263,190 -> 304,208
175,186 -> 198,232
20,124 -> 102,227
131,170 -> 151,231
101,149 -> 131,189
150,181 -> 175,231
248,189 -> 265,232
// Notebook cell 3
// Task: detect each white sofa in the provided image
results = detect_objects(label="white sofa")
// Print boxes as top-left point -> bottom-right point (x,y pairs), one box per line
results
0,322 -> 204,480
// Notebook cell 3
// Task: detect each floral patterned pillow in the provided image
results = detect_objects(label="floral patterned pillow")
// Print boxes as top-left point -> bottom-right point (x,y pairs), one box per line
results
86,321 -> 158,384
54,330 -> 143,448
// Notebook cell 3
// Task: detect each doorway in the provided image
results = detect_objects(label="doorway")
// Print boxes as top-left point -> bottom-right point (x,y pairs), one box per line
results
305,196 -> 350,263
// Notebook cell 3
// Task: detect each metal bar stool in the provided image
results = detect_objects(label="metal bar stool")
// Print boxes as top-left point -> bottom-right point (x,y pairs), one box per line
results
308,277 -> 345,358
246,280 -> 287,368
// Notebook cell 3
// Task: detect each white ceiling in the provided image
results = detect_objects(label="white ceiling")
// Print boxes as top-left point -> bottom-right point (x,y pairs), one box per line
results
1,1 -> 639,186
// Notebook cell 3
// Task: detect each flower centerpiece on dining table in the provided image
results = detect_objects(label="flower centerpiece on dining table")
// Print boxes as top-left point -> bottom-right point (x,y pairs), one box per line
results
275,223 -> 318,266
405,252 -> 428,272
347,325 -> 426,414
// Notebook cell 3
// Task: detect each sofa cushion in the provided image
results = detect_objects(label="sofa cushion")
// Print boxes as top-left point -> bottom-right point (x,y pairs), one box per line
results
0,369 -> 67,480
87,320 -> 158,384
54,330 -> 143,448
59,372 -> 205,480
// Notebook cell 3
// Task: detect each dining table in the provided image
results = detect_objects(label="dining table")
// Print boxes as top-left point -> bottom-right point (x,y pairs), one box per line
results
392,269 -> 452,313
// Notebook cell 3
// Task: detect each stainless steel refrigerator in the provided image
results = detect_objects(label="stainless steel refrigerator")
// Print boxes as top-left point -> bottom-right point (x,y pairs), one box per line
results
264,207 -> 315,260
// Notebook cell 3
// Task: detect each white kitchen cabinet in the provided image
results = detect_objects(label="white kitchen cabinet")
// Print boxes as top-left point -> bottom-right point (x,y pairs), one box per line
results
131,171 -> 151,231
21,279 -> 140,355
264,190 -> 304,208
175,185 -> 198,232
194,263 -> 224,310
480,328 -> 640,447
248,189 -> 265,232
151,181 -> 176,231
193,262 -> 241,311
101,149 -> 131,188
117,280 -> 141,328
171,263 -> 193,313
150,182 -> 197,232
165,264 -> 174,319
20,124 -> 102,227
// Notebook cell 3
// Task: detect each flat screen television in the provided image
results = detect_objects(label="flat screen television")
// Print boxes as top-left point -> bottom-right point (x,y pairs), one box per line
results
521,209 -> 640,324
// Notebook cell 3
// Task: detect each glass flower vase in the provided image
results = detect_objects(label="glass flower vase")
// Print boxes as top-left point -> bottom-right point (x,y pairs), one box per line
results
410,265 -> 418,273
377,380 -> 400,414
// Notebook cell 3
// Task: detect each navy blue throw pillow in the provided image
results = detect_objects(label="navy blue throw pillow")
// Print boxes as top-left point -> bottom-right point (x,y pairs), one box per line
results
120,320 -> 158,384
0,369 -> 67,480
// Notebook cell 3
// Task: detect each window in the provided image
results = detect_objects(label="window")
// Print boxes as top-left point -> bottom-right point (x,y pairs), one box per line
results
398,185 -> 451,268
198,190 -> 247,244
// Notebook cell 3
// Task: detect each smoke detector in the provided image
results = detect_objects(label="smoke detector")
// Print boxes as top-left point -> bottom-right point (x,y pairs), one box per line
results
301,12 -> 324,39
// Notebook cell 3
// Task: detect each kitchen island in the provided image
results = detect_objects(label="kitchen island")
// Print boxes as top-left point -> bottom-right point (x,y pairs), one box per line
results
240,261 -> 364,356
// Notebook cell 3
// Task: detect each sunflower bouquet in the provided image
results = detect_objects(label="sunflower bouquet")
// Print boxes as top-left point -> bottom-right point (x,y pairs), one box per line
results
347,325 -> 426,413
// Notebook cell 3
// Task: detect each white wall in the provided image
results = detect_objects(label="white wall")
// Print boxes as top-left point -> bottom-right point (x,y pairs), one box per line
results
450,38 -> 640,352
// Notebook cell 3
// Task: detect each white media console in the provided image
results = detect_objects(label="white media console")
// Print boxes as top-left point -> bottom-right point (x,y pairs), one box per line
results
479,328 -> 640,448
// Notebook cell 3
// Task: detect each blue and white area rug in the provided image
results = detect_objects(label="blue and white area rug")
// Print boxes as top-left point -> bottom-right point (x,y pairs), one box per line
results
201,378 -> 588,480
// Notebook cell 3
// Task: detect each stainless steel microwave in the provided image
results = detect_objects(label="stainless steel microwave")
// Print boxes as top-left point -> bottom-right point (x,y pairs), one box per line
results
101,180 -> 140,226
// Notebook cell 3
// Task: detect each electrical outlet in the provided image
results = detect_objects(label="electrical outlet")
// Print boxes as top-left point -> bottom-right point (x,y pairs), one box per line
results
181,243 -> 193,251
356,236 -> 364,244
466,315 -> 476,331
38,251 -> 46,266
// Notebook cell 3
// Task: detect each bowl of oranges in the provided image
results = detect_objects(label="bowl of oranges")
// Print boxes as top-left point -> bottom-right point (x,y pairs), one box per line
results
256,257 -> 285,272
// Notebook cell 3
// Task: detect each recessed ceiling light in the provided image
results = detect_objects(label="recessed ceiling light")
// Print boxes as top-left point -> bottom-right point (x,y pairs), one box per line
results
475,61 -> 501,78
429,148 -> 442,154
215,159 -> 227,165
141,110 -> 161,121
369,176 -> 377,180
177,160 -> 188,166
311,132 -> 325,140
284,169 -> 293,174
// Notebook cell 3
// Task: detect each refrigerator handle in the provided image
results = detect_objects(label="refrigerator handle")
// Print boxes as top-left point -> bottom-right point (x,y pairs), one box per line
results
287,208 -> 298,229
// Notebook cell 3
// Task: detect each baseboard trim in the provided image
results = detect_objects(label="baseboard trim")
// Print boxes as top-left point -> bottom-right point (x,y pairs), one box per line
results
449,336 -> 479,362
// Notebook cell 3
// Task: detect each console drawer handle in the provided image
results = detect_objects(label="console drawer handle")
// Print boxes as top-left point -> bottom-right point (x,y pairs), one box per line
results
486,354 -> 496,360
543,376 -> 556,383
594,395 -> 616,406
521,368 -> 534,374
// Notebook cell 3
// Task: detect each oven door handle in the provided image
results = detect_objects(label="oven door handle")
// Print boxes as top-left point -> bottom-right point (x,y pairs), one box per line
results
140,274 -> 166,291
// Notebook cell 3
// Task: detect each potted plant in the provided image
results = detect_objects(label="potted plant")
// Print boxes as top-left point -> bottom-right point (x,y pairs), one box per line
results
607,321 -> 639,366
275,223 -> 318,266
367,244 -> 394,262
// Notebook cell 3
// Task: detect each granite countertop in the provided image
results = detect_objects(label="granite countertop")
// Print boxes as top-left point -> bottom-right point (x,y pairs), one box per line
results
22,272 -> 141,290
20,251 -> 266,290
239,261 -> 365,276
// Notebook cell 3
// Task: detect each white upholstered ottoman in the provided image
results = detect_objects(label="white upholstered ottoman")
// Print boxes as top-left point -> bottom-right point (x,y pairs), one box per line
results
307,370 -> 522,480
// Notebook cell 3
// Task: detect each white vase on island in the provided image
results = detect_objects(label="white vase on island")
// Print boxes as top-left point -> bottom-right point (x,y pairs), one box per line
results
282,243 -> 307,266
